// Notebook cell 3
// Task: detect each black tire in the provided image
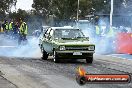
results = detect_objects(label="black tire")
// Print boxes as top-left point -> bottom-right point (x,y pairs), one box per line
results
42,48 -> 48,60
53,51 -> 60,63
86,56 -> 93,63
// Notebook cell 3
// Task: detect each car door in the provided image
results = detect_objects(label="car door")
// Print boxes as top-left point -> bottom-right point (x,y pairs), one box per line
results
43,28 -> 54,54
39,28 -> 47,45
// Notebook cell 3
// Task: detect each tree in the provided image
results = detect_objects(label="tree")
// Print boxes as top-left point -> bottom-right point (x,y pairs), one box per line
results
9,9 -> 30,21
32,0 -> 112,19
113,0 -> 124,14
0,0 -> 17,19
32,0 -> 87,19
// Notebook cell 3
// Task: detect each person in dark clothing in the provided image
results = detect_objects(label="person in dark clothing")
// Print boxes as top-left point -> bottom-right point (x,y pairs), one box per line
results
2,20 -> 7,33
1,20 -> 6,32
12,22 -> 19,39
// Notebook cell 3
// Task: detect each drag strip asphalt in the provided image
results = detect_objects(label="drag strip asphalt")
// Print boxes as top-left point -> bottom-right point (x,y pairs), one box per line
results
0,54 -> 131,88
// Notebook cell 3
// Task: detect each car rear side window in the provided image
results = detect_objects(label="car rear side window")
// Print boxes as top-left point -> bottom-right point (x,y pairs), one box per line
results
49,30 -> 54,36
44,28 -> 51,38
46,28 -> 52,34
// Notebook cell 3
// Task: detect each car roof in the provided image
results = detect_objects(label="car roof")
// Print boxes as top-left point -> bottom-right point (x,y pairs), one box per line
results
42,26 -> 50,28
50,26 -> 79,30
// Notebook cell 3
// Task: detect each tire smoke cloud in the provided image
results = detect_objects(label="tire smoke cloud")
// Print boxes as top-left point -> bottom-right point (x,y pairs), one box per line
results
0,34 -> 41,58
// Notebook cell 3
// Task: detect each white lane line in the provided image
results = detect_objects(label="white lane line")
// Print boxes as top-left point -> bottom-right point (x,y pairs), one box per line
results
106,54 -> 132,60
0,46 -> 17,48
107,55 -> 126,59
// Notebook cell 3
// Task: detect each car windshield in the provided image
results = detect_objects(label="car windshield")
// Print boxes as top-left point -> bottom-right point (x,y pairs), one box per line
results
54,29 -> 85,39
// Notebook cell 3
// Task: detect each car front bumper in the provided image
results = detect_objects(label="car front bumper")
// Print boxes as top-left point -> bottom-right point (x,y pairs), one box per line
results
56,51 -> 95,59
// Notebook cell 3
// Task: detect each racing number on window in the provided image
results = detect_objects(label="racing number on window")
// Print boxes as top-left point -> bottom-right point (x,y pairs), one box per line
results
47,29 -> 53,40
45,28 -> 51,39
45,28 -> 53,40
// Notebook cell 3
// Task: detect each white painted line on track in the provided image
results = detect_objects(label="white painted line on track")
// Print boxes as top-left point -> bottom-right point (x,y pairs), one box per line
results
0,46 -> 17,48
106,54 -> 132,60
107,55 -> 126,59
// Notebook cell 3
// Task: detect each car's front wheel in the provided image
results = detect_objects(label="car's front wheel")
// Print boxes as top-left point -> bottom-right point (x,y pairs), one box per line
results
42,48 -> 48,60
53,51 -> 60,63
86,56 -> 93,63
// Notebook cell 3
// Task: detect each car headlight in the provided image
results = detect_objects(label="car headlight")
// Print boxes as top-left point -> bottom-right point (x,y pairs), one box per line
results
60,46 -> 65,50
89,46 -> 95,50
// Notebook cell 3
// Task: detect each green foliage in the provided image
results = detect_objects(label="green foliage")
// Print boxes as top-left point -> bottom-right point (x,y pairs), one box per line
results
0,0 -> 17,13
32,0 -> 111,20
9,9 -> 30,21
0,0 -> 17,19
92,0 -> 110,14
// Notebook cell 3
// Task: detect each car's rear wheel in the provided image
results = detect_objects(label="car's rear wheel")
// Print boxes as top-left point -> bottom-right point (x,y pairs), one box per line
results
86,56 -> 93,63
53,51 -> 60,63
42,48 -> 48,60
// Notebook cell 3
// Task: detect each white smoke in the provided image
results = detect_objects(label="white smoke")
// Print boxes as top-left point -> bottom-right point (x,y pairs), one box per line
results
0,35 -> 41,58
77,17 -> 116,55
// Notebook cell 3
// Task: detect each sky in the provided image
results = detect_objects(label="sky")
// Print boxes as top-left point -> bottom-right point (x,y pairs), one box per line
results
11,0 -> 33,11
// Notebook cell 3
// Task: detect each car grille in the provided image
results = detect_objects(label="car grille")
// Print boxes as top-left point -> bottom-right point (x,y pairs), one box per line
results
65,47 -> 88,50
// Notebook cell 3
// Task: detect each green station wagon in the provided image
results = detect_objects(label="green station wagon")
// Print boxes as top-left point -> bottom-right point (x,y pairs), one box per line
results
39,26 -> 95,63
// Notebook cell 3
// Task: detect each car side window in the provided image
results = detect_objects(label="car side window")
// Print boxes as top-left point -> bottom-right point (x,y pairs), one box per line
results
43,30 -> 47,37
47,29 -> 53,40
47,28 -> 51,34
44,28 -> 51,38
49,30 -> 53,37
43,29 -> 48,37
